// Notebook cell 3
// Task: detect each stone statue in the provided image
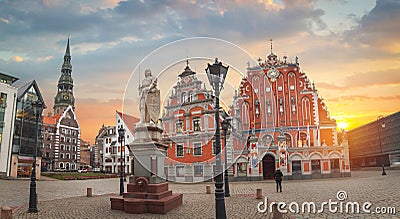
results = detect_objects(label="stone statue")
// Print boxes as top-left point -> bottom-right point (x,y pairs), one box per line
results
138,69 -> 160,124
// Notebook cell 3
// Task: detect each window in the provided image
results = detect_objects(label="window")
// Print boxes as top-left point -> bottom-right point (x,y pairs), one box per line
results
46,144 -> 51,149
66,145 -> 70,151
72,154 -> 76,160
237,163 -> 247,176
311,160 -> 321,174
212,141 -> 217,155
266,87 -> 271,92
193,117 -> 201,132
176,166 -> 185,177
60,153 -> 64,159
193,143 -> 202,156
60,163 -> 64,168
60,145 -> 65,150
176,120 -> 183,133
176,144 -> 184,157
46,152 -> 50,158
62,128 -> 66,134
61,137 -> 65,142
72,138 -> 76,144
331,159 -> 340,173
66,138 -> 70,143
278,86 -> 283,91
290,85 -> 295,90
181,92 -> 187,103
194,165 -> 203,177
72,146 -> 76,151
292,161 -> 302,174
285,134 -> 292,148
66,153 -> 70,159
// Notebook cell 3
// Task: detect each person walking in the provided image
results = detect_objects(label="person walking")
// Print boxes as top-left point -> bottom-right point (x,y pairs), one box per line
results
274,168 -> 283,192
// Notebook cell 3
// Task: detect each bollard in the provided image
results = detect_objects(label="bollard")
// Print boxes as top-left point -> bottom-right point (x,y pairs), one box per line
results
272,203 -> 284,219
206,185 -> 211,194
256,188 -> 264,199
1,206 -> 13,219
87,188 -> 93,197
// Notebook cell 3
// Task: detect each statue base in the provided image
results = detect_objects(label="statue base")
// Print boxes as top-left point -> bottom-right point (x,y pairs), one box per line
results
110,122 -> 182,214
110,177 -> 183,214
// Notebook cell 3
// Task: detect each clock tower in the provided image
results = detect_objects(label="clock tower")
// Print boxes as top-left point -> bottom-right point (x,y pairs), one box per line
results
54,38 -> 75,115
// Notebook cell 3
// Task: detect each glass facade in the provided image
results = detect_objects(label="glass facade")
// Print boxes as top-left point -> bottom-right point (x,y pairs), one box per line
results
0,92 -> 7,145
12,85 -> 43,157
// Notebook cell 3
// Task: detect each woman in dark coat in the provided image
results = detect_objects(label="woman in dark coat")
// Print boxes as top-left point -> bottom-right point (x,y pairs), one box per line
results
274,168 -> 283,192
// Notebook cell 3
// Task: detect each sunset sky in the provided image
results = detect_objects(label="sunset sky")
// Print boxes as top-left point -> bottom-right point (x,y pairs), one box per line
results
1,0 -> 399,144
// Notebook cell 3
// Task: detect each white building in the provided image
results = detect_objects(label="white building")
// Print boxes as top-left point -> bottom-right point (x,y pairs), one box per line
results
0,72 -> 18,178
99,111 -> 139,174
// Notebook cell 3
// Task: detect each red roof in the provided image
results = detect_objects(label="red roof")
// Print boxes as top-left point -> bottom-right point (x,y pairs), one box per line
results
117,111 -> 140,134
43,114 -> 62,125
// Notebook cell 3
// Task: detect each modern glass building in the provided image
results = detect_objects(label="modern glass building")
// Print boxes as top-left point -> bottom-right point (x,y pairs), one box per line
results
10,80 -> 46,178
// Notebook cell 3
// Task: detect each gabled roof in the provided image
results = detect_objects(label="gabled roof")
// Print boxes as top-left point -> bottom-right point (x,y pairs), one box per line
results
16,80 -> 47,108
116,111 -> 140,134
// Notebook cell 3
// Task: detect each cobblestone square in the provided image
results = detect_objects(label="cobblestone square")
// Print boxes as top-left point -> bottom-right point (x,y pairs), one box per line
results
1,168 -> 399,218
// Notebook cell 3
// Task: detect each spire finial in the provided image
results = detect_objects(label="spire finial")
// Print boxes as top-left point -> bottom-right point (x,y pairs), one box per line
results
186,56 -> 189,67
270,38 -> 273,54
65,37 -> 70,56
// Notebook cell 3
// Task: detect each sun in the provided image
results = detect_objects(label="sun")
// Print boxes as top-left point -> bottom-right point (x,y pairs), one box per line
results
337,121 -> 349,130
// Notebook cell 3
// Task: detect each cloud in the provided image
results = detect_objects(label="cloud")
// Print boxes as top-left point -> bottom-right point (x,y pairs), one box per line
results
12,56 -> 24,62
317,67 -> 400,90
344,0 -> 400,53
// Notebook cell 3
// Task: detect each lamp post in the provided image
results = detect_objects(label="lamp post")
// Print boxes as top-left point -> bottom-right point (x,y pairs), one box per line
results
118,127 -> 126,195
29,100 -> 43,212
377,116 -> 387,176
221,117 -> 231,197
206,58 -> 228,219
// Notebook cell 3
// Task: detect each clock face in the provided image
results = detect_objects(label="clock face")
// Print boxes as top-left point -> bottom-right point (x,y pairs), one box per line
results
267,68 -> 279,82
63,95 -> 69,100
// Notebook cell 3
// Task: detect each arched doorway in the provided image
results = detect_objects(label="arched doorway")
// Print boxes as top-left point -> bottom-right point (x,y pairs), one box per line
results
262,154 -> 275,180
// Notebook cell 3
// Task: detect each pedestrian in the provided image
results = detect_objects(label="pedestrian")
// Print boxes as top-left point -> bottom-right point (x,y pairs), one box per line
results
274,168 -> 283,192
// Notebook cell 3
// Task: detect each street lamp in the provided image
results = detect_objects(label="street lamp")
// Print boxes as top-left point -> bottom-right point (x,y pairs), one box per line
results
206,58 -> 228,219
377,116 -> 387,176
29,100 -> 43,212
118,127 -> 126,195
221,117 -> 231,197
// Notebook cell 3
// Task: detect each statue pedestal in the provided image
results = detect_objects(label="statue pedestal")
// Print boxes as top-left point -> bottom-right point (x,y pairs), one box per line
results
110,123 -> 183,214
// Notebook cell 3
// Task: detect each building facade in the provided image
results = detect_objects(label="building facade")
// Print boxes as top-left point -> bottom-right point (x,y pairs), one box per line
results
0,72 -> 18,177
348,111 -> 400,168
42,106 -> 81,171
98,111 -> 138,174
230,44 -> 350,180
42,38 -> 81,171
161,61 -> 229,183
10,80 -> 46,178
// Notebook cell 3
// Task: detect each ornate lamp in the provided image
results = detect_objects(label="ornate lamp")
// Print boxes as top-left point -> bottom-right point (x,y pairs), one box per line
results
206,58 -> 229,219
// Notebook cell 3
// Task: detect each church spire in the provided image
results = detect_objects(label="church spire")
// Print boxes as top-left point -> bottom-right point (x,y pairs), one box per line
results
54,38 -> 75,115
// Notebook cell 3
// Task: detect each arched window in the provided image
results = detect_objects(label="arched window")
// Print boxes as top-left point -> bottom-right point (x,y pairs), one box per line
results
252,76 -> 260,94
301,97 -> 311,123
193,117 -> 201,132
298,132 -> 308,147
59,162 -> 64,169
284,133 -> 292,148
181,92 -> 187,103
242,103 -> 249,124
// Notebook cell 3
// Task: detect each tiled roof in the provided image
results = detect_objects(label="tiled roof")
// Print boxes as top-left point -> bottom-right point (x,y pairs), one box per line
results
116,111 -> 140,134
43,114 -> 62,125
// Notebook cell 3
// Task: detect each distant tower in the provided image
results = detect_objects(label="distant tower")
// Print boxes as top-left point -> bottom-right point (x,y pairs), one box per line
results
54,38 -> 75,115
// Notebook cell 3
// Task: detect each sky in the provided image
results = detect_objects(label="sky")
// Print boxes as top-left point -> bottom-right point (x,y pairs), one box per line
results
1,0 -> 399,144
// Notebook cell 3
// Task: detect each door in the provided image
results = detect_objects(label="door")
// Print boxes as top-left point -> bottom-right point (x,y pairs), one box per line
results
262,154 -> 275,180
